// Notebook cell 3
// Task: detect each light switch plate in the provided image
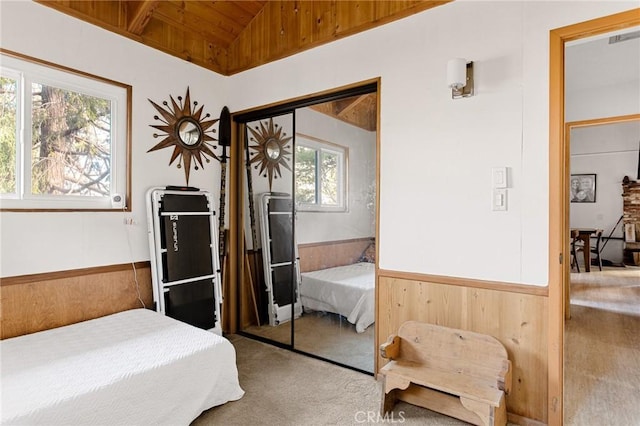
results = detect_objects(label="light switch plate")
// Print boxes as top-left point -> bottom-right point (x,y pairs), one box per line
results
492,167 -> 507,188
493,189 -> 507,211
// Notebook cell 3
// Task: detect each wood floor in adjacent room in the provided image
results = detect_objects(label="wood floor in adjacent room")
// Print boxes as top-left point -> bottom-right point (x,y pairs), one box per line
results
565,266 -> 640,426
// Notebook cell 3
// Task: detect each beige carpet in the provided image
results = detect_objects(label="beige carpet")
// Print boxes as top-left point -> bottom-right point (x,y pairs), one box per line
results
193,334 -> 468,425
196,267 -> 640,425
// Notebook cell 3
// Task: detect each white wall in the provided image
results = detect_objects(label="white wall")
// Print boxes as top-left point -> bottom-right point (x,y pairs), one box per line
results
295,108 -> 376,244
570,121 -> 640,263
228,1 -> 639,286
0,1 -> 228,276
1,1 -> 637,285
565,24 -> 640,265
567,82 -> 640,122
565,26 -> 640,122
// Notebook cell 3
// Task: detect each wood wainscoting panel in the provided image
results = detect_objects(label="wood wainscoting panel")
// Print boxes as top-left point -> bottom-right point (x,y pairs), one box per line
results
1,263 -> 153,339
377,274 -> 548,424
298,238 -> 373,272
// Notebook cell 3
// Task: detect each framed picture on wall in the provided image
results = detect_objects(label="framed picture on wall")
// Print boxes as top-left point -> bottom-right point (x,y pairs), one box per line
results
570,174 -> 596,203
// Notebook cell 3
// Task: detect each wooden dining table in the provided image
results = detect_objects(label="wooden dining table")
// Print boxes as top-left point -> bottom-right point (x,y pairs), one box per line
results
571,228 -> 598,272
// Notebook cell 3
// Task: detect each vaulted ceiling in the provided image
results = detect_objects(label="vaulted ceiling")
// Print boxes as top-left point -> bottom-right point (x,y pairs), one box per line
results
36,1 -> 451,76
35,0 -> 451,131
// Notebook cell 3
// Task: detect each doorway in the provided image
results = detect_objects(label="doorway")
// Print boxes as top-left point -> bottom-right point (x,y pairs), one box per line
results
565,115 -> 640,424
549,9 -> 640,425
566,116 -> 639,279
230,80 -> 379,374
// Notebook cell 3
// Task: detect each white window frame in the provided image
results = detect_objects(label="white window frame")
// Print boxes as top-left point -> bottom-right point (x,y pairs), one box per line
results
0,50 -> 131,211
295,133 -> 348,212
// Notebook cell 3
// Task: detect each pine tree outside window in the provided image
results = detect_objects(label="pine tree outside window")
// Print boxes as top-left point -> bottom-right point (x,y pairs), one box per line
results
0,51 -> 130,210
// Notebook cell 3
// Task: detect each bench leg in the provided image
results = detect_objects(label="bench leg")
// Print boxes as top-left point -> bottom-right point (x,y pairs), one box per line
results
460,397 -> 492,426
379,375 -> 411,415
460,394 -> 507,426
381,388 -> 398,415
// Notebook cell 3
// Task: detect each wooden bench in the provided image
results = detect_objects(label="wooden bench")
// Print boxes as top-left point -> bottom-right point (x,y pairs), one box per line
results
378,321 -> 512,426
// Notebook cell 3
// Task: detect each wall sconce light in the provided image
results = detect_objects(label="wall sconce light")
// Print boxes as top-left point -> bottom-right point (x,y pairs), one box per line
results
446,58 -> 474,99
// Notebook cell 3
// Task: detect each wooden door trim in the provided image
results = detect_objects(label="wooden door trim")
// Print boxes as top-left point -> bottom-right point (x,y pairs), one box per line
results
563,113 -> 640,320
548,8 -> 640,426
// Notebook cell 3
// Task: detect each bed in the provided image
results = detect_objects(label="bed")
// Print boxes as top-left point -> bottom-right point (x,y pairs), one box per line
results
299,262 -> 375,333
0,308 -> 244,425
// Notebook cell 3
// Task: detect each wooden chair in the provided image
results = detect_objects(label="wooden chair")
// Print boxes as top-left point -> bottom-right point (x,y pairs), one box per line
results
590,229 -> 604,271
570,229 -> 580,273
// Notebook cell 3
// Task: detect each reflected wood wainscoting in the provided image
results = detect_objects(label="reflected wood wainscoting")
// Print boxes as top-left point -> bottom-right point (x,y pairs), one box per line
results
239,238 -> 374,330
377,271 -> 548,425
1,262 -> 153,339
298,237 -> 373,273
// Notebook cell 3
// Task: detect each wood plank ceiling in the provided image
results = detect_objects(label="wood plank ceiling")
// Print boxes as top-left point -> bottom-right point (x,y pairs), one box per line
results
35,0 -> 451,130
310,93 -> 378,131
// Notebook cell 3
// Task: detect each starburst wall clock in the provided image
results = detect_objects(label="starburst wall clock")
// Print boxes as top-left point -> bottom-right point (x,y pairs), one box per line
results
247,118 -> 292,190
148,88 -> 219,185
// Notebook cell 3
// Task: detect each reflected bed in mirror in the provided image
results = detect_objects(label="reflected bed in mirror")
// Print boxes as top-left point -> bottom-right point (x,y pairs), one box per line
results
300,262 -> 375,333
243,238 -> 376,372
298,239 -> 375,334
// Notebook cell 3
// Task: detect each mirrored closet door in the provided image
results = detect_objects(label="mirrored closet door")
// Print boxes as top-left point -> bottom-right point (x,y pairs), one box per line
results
236,83 -> 378,373
239,112 -> 295,347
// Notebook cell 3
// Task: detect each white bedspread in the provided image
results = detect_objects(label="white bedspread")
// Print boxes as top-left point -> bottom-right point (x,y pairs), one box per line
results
300,262 -> 375,333
0,308 -> 244,425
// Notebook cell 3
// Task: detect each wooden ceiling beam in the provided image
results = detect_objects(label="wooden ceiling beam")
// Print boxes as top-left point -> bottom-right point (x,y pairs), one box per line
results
35,0 -> 226,75
308,93 -> 377,132
127,0 -> 160,35
337,95 -> 369,118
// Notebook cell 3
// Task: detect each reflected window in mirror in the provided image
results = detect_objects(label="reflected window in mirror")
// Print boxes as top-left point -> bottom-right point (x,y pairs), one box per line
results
295,134 -> 347,212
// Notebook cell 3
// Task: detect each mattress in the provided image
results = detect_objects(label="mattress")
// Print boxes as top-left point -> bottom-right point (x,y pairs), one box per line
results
300,262 -> 375,333
0,308 -> 244,425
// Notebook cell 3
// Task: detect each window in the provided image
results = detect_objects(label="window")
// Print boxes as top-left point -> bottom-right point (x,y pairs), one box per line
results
0,50 -> 131,210
295,134 -> 347,212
